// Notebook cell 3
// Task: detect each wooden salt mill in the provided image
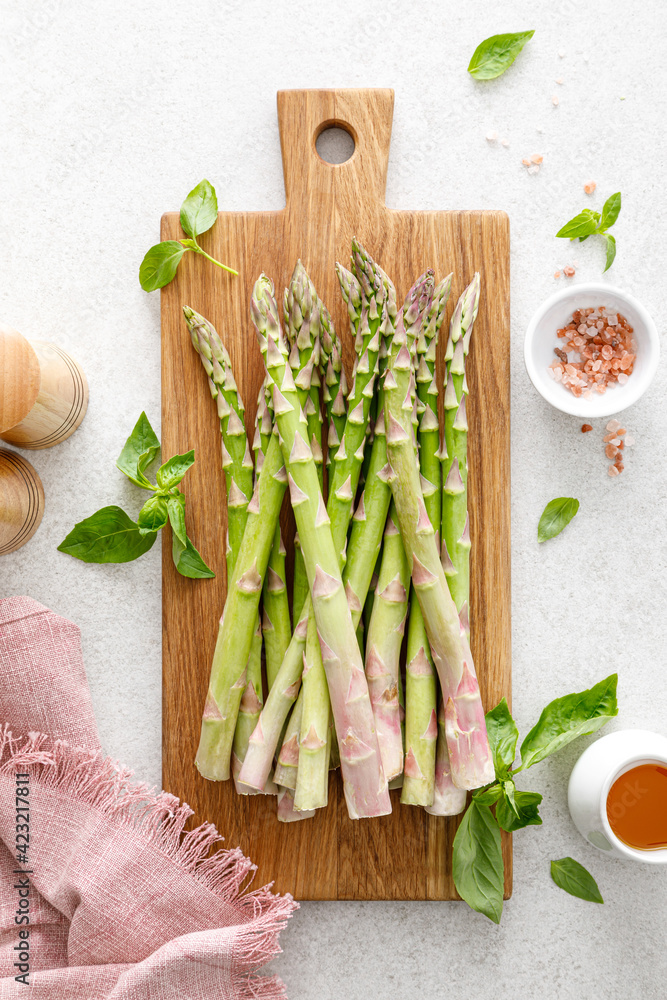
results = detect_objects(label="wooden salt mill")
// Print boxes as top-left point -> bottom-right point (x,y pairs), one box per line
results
0,323 -> 88,553
0,323 -> 88,449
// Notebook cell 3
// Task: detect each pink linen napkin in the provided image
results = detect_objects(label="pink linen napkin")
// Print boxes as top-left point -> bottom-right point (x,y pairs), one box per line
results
0,596 -> 296,999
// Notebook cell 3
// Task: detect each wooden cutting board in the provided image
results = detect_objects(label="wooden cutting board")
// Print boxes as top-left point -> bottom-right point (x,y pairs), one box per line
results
161,88 -> 511,900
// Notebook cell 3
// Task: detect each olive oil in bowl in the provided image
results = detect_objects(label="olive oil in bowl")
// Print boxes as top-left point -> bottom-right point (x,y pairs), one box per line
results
606,763 -> 667,851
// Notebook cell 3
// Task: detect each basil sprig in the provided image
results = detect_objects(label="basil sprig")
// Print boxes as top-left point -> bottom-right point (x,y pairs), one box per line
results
452,674 -> 618,922
139,179 -> 237,291
538,497 -> 580,542
556,192 -> 621,272
468,31 -> 535,80
58,412 -> 214,579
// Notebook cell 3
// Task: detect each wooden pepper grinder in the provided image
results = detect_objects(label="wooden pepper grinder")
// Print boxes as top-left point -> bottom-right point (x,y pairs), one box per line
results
0,323 -> 88,449
0,323 -> 88,552
0,448 -> 45,554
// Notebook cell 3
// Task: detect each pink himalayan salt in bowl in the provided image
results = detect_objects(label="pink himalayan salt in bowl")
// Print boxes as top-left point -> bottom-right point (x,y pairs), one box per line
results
524,283 -> 660,418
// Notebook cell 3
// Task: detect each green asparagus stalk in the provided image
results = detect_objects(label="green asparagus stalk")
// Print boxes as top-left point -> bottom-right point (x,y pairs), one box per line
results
194,425 -> 287,780
401,608 -> 438,805
424,698 -> 467,816
183,306 -> 253,583
262,524 -> 291,690
294,610 -> 330,809
273,688 -> 304,789
364,504 -> 410,781
231,617 -> 264,791
285,264 -> 332,812
248,273 -> 390,819
184,306 -> 267,788
255,377 -> 292,691
384,275 -> 493,790
441,274 -> 480,631
277,786 -> 315,823
402,274 -> 452,806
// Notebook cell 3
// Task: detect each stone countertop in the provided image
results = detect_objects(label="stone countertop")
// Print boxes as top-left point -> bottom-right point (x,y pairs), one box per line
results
1,1 -> 665,997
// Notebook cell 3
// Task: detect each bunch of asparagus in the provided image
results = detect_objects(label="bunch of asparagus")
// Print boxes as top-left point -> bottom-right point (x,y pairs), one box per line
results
183,240 -> 494,822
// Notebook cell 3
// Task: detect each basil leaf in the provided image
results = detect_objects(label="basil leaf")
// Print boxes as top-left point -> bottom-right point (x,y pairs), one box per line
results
57,506 -> 156,564
538,497 -> 579,542
173,533 -> 215,579
467,30 -> 535,80
180,179 -> 218,240
139,241 -> 186,292
167,494 -> 187,546
496,787 -> 543,832
519,673 -> 618,769
473,784 -> 503,806
599,191 -> 621,231
603,233 -> 617,273
137,495 -> 169,532
452,800 -> 504,923
485,699 -> 519,775
550,858 -> 604,903
156,450 -> 195,490
116,412 -> 160,488
556,210 -> 600,240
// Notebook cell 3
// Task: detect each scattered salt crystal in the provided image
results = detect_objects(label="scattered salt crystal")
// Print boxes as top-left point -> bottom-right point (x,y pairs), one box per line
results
486,131 -> 498,142
617,428 -> 626,436
608,466 -> 620,477
536,126 -> 544,134
605,444 -> 617,459
554,271 -> 561,279
563,265 -> 576,277
606,419 -> 621,432
501,138 -> 510,147
527,164 -> 540,175
552,95 -> 560,107
522,157 -> 531,166
556,78 -> 564,85
624,434 -> 635,446
584,181 -> 597,195
558,49 -> 565,58
531,153 -> 544,164
581,424 -> 593,433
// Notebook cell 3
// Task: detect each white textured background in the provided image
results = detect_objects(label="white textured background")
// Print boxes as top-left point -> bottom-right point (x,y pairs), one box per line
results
1,1 -> 666,997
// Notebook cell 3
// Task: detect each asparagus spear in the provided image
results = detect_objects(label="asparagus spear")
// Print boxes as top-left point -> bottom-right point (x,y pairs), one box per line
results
277,786 -> 315,823
284,264 -> 332,811
183,306 -> 266,788
294,597 -> 331,809
184,306 -> 253,582
193,420 -> 287,779
424,698 -> 467,816
273,687 -> 305,789
284,264 -> 324,620
441,274 -> 480,630
384,277 -> 493,790
402,275 -> 452,807
364,505 -> 410,781
401,609 -> 438,805
250,273 -> 390,819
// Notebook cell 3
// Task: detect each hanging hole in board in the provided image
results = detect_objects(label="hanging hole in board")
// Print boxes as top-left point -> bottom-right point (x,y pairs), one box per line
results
315,125 -> 355,164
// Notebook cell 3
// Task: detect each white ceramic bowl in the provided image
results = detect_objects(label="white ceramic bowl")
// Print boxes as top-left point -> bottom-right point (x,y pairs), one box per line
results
524,283 -> 660,418
568,730 -> 667,864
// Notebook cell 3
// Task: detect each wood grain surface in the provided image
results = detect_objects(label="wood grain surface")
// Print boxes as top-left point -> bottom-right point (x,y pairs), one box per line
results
161,88 -> 511,900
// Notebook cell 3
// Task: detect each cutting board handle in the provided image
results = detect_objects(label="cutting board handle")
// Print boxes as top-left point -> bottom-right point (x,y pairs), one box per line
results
277,88 -> 394,210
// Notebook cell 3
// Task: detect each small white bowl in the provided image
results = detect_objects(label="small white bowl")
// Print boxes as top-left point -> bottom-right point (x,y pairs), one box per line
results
524,283 -> 660,418
568,730 -> 667,864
